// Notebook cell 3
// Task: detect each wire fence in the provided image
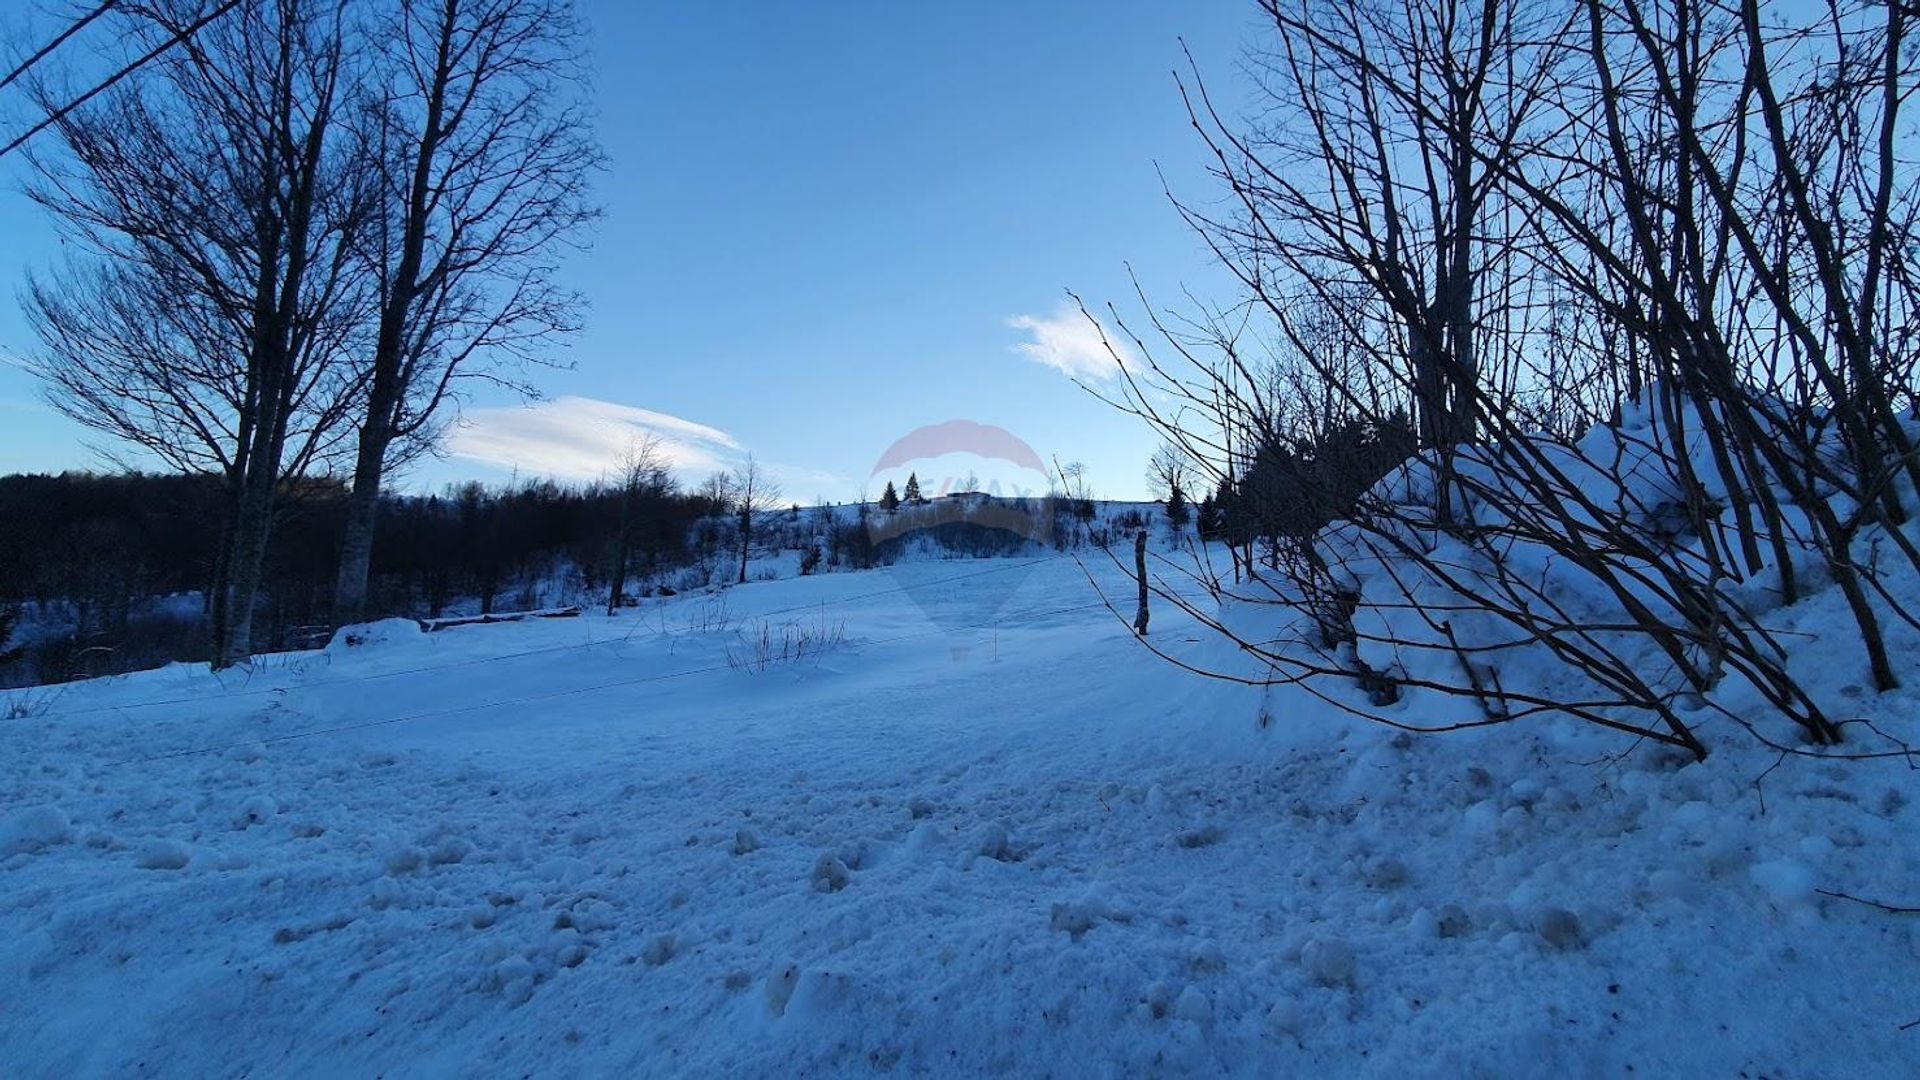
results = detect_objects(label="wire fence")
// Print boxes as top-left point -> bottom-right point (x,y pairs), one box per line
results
102,596 -> 1114,768
17,556 -> 1063,723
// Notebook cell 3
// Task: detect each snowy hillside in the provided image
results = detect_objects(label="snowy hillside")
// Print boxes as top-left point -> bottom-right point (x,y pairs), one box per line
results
2,550 -> 1916,1077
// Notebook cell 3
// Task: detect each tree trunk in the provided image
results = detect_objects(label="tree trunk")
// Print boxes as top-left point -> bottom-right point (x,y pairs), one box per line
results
217,266 -> 292,669
333,428 -> 390,627
607,510 -> 632,616
737,508 -> 751,584
218,440 -> 279,667
607,543 -> 629,615
206,483 -> 238,655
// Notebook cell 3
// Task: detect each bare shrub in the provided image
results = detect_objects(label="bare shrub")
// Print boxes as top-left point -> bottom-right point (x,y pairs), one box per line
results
1086,0 -> 1920,763
726,614 -> 849,674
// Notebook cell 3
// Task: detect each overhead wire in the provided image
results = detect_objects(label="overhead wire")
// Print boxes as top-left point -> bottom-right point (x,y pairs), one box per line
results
0,0 -> 244,161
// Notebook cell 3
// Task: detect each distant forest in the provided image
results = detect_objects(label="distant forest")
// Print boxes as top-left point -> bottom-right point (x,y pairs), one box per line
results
0,472 -> 1188,688
0,473 -> 713,686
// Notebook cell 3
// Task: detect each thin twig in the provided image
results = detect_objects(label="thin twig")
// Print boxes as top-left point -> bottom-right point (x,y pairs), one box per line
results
1816,889 -> 1920,915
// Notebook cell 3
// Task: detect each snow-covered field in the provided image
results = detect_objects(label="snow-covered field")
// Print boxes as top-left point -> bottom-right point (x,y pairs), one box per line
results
3,552 -> 1917,1077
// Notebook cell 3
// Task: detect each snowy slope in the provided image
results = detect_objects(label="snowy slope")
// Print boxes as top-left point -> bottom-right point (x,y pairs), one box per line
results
1,553 -> 1917,1077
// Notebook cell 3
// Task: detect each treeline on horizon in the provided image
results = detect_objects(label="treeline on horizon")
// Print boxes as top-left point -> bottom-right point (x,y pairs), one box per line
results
0,469 -> 1200,688
0,471 -> 718,687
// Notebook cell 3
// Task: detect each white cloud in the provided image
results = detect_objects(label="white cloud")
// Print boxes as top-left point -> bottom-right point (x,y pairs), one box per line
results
445,395 -> 857,500
447,396 -> 744,481
1007,301 -> 1135,380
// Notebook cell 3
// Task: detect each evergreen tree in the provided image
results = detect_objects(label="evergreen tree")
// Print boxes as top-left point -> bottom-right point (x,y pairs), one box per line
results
878,481 -> 901,512
1165,482 -> 1190,530
903,473 -> 925,505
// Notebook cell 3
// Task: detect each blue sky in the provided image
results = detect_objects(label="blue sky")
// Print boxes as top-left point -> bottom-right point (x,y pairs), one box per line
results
0,1 -> 1259,502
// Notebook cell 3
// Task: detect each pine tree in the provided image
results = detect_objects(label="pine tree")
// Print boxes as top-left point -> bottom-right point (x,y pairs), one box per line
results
1165,482 -> 1190,530
903,473 -> 925,505
1197,493 -> 1223,538
879,481 -> 901,512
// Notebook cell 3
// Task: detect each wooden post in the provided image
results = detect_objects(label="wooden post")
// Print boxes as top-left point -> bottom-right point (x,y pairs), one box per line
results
1133,530 -> 1150,636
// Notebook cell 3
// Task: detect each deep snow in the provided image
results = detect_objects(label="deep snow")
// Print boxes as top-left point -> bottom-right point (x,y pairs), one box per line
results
2,553 -> 1917,1077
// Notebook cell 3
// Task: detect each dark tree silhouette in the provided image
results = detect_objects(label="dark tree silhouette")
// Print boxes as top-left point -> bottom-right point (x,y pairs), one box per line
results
23,0 -> 373,667
332,0 -> 600,626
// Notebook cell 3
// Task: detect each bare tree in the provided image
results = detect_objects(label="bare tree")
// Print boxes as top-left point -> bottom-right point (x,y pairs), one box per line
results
23,0 -> 371,667
605,434 -> 672,615
1056,460 -> 1095,522
1464,0 -> 1920,692
1084,0 -> 1920,764
23,256 -> 358,481
1145,443 -> 1196,502
731,454 -> 782,585
696,471 -> 733,511
329,0 -> 599,626
1231,0 -> 1558,447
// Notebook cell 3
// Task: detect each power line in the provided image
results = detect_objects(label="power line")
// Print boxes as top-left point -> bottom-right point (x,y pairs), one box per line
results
0,0 -> 243,161
0,2 -> 118,95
